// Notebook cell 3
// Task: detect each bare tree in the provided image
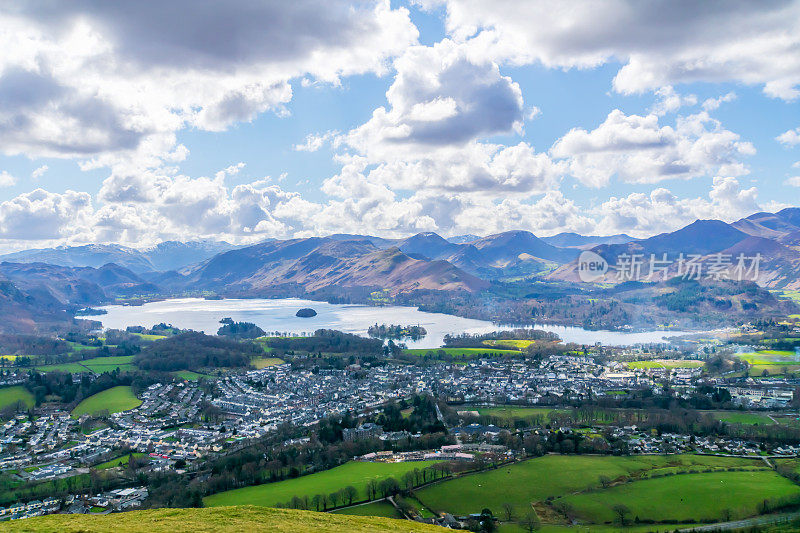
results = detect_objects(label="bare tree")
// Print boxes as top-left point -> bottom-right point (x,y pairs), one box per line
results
519,511 -> 541,532
502,502 -> 514,521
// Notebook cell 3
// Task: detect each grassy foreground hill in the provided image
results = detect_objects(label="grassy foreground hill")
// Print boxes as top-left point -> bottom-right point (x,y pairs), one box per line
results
3,505 -> 444,533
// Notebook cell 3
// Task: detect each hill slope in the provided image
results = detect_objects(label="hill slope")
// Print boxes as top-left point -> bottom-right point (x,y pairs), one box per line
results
3,505 -> 444,533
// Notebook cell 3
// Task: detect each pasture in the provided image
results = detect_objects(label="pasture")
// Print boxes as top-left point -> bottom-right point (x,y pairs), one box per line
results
561,470 -> 800,523
204,460 -> 441,508
94,453 -> 146,470
415,454 -> 764,520
0,386 -> 35,410
706,411 -> 775,425
627,359 -> 703,369
333,501 -> 401,519
476,406 -> 568,421
403,347 -> 520,358
71,386 -> 141,418
736,350 -> 798,365
251,357 -> 285,369
173,370 -> 208,381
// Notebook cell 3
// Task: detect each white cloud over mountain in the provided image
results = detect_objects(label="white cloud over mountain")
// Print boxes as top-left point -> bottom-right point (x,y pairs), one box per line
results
0,1 -> 792,250
420,0 -> 800,99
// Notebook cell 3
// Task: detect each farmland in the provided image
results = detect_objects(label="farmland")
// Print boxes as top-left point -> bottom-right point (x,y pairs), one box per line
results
627,359 -> 704,369
414,454 -> 772,527
204,460 -> 441,508
71,386 -> 142,418
0,386 -> 35,410
561,470 -> 800,523
251,357 -> 285,369
476,406 -> 568,421
33,355 -> 137,374
93,453 -> 146,470
403,347 -> 520,358
333,501 -> 401,519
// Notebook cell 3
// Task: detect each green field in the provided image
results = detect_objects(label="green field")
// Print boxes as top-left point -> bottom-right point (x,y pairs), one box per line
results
0,385 -> 35,410
251,357 -> 285,369
561,470 -> 800,523
71,386 -> 142,418
403,347 -> 520,358
34,355 -> 137,374
33,362 -> 90,373
93,453 -> 146,470
333,501 -> 402,519
173,370 -> 208,381
204,461 -> 441,508
82,355 -> 136,373
706,411 -> 775,425
476,406 -> 568,421
1,506 -> 443,533
415,454 -> 762,520
737,350 -> 798,365
627,359 -> 703,369
481,339 -> 531,350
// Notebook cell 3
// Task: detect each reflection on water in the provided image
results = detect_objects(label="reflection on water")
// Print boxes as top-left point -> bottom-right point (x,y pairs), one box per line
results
85,297 -> 692,349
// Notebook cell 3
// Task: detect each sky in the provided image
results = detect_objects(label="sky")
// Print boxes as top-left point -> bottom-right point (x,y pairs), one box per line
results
0,0 -> 798,252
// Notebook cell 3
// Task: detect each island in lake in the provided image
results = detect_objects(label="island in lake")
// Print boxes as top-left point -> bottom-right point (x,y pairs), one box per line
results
367,323 -> 427,340
295,308 -> 317,318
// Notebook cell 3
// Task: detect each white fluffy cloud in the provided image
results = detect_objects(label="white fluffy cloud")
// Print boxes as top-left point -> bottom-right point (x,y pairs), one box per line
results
777,128 -> 800,146
0,1 -> 418,168
0,189 -> 93,240
0,171 -> 16,187
595,177 -> 761,236
551,110 -> 755,187
420,0 -> 800,99
786,176 -> 800,187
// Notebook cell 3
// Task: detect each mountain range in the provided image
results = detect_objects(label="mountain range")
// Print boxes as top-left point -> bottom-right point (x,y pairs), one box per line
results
1,207 -> 799,334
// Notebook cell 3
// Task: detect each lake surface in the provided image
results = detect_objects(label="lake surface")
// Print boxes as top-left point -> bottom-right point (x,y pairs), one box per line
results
85,298 -> 693,349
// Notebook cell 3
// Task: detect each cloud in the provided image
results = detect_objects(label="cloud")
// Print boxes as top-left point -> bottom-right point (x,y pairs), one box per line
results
550,110 -> 755,187
777,127 -> 800,146
786,176 -> 800,187
594,177 -> 760,236
344,39 -> 524,158
702,92 -> 737,111
650,86 -> 697,116
293,131 -> 339,152
0,171 -> 16,187
30,165 -> 48,179
420,0 -> 800,100
0,1 -> 418,167
0,188 -> 93,240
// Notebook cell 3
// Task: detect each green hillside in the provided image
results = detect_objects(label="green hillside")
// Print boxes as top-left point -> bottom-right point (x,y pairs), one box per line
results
1,505 -> 443,533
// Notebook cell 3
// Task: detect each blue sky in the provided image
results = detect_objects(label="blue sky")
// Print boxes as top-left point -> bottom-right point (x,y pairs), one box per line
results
0,0 -> 798,250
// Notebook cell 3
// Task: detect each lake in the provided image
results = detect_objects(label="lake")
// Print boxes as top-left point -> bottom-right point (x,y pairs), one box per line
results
85,297 -> 693,349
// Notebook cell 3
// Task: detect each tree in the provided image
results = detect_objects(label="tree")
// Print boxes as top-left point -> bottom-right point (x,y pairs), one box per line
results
519,511 -> 541,533
311,494 -> 323,511
612,504 -> 631,526
502,502 -> 514,521
328,491 -> 339,508
366,479 -> 379,500
343,485 -> 358,505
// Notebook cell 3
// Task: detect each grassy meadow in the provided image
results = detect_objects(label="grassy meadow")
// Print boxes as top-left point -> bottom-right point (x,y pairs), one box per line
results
0,385 -> 35,410
204,460 -> 441,508
1,506 -> 444,533
414,454 -> 773,527
71,386 -> 141,418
